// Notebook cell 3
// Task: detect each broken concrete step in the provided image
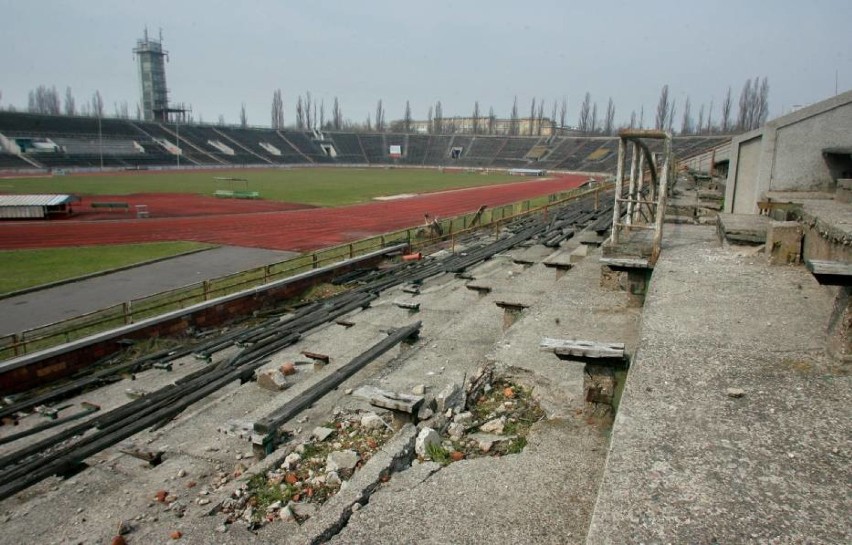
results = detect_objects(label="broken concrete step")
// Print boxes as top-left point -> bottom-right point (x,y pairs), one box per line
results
717,213 -> 769,245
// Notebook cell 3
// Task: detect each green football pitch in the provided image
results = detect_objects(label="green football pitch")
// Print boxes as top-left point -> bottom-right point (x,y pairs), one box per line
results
0,167 -> 519,207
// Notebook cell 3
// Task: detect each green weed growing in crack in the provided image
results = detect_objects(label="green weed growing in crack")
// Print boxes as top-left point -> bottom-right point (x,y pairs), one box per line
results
426,442 -> 451,465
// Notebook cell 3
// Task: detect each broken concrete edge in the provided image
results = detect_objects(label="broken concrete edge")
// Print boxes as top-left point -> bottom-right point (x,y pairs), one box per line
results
0,246 -> 218,302
794,206 -> 852,247
289,424 -> 419,544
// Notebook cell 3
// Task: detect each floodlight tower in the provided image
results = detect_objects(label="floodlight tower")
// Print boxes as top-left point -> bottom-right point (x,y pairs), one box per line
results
133,28 -> 170,122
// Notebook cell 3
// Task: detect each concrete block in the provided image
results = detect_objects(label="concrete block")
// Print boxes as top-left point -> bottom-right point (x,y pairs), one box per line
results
256,368 -> 290,391
569,244 -> 589,263
766,221 -> 803,265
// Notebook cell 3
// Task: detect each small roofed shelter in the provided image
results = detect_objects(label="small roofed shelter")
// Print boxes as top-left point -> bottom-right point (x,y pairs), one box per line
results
0,194 -> 80,219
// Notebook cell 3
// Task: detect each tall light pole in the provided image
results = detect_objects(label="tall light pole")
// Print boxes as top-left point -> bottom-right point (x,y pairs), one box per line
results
175,113 -> 180,168
98,111 -> 104,171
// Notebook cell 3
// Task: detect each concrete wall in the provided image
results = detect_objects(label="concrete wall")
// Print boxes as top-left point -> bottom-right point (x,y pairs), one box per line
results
729,135 -> 763,213
725,89 -> 852,214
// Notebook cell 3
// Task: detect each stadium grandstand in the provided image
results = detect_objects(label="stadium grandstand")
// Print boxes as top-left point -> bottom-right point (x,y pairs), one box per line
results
0,111 -> 730,175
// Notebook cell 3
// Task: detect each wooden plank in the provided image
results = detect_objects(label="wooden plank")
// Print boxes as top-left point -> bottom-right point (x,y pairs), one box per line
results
805,259 -> 852,286
300,350 -> 330,363
540,338 -> 625,360
394,301 -> 420,310
352,385 -> 424,414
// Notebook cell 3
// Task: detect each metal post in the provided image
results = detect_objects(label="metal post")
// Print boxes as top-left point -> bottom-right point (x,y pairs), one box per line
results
635,152 -> 645,223
626,142 -> 638,226
176,115 -> 181,168
98,114 -> 104,171
611,138 -> 626,244
652,135 -> 672,263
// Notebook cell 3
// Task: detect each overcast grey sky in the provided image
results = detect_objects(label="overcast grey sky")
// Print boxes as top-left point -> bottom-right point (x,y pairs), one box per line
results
2,0 -> 850,127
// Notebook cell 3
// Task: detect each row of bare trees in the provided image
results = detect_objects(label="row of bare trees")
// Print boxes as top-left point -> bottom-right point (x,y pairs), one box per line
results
18,85 -> 138,119
4,78 -> 770,136
653,77 -> 769,135
263,85 -> 765,137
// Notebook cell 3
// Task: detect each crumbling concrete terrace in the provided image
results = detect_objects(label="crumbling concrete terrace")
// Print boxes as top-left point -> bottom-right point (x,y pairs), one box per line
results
586,224 -> 851,544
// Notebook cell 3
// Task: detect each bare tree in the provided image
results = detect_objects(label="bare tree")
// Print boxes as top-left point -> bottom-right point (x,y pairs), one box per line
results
509,96 -> 519,136
629,110 -> 637,129
28,85 -> 61,115
91,90 -> 104,118
737,78 -> 752,131
239,103 -> 247,128
472,101 -> 480,135
136,103 -> 142,120
64,87 -> 76,116
320,99 -> 325,129
590,102 -> 598,134
365,113 -> 371,132
706,100 -> 714,133
559,97 -> 567,132
434,101 -> 443,134
312,101 -> 317,130
271,89 -> 284,129
681,97 -> 692,135
304,92 -> 313,130
488,106 -> 496,135
120,101 -> 129,119
375,99 -> 385,132
403,100 -> 412,133
696,103 -> 705,135
332,97 -> 342,130
756,77 -> 770,127
536,100 -> 545,136
427,105 -> 433,134
578,92 -> 592,134
604,97 -> 616,135
667,99 -> 677,132
550,99 -> 558,131
528,97 -> 536,136
721,86 -> 733,132
655,84 -> 670,130
218,114 -> 225,126
296,96 -> 305,129
639,105 -> 644,129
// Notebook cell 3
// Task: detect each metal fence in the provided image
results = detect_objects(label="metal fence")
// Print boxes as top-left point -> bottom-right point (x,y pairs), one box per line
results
0,183 -> 608,360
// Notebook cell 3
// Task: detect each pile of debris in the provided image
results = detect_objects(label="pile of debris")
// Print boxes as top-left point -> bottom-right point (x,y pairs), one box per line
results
415,366 -> 545,464
234,409 -> 394,528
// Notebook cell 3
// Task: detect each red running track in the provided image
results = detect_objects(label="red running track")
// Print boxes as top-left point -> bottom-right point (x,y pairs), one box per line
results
0,175 -> 586,251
